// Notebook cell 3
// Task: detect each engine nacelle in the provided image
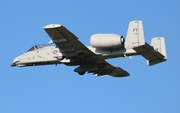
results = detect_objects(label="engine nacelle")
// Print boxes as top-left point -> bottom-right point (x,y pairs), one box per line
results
90,34 -> 125,49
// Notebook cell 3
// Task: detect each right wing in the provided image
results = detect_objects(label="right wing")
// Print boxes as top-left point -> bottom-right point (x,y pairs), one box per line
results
44,24 -> 129,77
44,24 -> 94,58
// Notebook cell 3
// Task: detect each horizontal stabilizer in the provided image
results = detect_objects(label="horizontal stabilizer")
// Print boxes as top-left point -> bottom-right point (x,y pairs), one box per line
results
147,37 -> 167,65
133,37 -> 167,66
125,20 -> 167,66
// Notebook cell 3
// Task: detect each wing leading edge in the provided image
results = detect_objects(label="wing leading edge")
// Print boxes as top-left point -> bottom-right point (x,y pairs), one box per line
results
44,24 -> 129,77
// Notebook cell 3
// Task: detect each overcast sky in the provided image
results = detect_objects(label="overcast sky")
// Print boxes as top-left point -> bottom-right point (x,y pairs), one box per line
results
1,0 -> 180,113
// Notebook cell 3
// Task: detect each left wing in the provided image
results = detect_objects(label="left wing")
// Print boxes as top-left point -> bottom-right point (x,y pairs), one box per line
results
44,24 -> 129,77
85,58 -> 129,77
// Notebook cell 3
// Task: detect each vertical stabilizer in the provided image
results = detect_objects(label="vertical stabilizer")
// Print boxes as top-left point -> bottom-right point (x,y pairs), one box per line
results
146,37 -> 167,65
125,20 -> 145,49
151,37 -> 167,59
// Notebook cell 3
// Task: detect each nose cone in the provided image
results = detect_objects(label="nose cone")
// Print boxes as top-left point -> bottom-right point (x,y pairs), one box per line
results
11,58 -> 20,67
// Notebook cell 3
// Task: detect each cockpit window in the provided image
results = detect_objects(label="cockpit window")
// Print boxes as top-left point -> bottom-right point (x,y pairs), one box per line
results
27,44 -> 54,52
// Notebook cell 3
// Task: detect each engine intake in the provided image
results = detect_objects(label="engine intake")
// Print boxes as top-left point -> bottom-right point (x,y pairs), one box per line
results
90,34 -> 125,49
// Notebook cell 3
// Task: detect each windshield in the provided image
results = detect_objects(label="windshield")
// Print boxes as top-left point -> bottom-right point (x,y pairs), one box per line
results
27,44 -> 54,52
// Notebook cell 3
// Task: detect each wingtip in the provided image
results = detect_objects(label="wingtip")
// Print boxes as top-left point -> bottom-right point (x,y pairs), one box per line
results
44,24 -> 62,29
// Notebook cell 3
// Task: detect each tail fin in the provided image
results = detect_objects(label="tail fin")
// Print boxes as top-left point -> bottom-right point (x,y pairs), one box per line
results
147,37 -> 167,65
125,20 -> 167,66
125,20 -> 145,49
151,37 -> 167,58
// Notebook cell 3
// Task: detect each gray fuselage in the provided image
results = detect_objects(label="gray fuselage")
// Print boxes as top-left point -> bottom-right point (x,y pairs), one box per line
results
11,44 -> 137,67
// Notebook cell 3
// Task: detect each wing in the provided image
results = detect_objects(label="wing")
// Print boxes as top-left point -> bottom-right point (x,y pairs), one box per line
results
85,57 -> 130,77
44,24 -> 129,77
44,24 -> 94,58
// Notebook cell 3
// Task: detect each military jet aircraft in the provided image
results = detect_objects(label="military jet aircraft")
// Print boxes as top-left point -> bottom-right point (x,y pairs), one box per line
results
11,20 -> 167,77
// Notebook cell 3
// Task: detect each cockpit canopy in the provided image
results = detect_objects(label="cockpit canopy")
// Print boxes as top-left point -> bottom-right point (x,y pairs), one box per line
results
27,44 -> 54,52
